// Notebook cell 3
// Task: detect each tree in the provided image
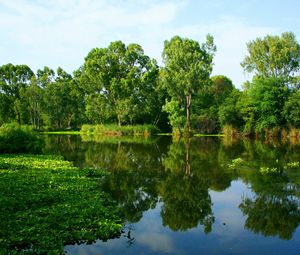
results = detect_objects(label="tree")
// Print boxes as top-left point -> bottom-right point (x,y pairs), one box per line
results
0,63 -> 34,124
218,88 -> 244,129
245,77 -> 289,132
82,41 -> 159,126
42,67 -> 84,129
161,35 -> 216,134
283,90 -> 300,128
241,32 -> 300,86
192,75 -> 235,134
210,75 -> 234,105
21,76 -> 43,129
36,66 -> 55,88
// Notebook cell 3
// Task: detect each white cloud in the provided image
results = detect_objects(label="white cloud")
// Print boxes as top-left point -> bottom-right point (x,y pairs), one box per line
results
0,0 -> 185,72
0,0 -> 280,87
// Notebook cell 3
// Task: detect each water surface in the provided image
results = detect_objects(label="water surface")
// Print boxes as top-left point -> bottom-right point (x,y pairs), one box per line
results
44,135 -> 300,255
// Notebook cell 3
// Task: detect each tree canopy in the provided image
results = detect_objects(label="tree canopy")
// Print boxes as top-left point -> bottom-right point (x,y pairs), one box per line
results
161,35 -> 216,134
241,32 -> 300,86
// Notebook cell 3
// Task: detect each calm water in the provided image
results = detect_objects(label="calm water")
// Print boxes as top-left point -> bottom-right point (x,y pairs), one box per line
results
44,135 -> 300,255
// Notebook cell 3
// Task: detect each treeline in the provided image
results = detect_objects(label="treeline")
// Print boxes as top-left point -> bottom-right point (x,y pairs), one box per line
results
1,32 -> 300,136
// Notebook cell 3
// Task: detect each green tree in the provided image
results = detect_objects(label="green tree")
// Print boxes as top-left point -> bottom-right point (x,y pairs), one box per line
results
161,35 -> 216,134
42,68 -> 84,129
0,63 -> 34,124
21,76 -> 43,129
210,75 -> 234,105
82,41 -> 159,126
283,90 -> 300,128
246,77 -> 288,132
218,88 -> 244,129
36,66 -> 55,88
241,32 -> 300,86
192,75 -> 234,133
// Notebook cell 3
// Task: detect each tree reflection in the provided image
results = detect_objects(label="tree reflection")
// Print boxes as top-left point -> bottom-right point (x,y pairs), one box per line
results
160,139 -> 215,232
43,134 -> 300,241
159,172 -> 214,232
98,141 -> 167,223
240,192 -> 300,240
240,141 -> 300,240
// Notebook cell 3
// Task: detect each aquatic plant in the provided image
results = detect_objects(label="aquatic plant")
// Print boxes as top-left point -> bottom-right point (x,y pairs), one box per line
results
228,157 -> 244,169
259,166 -> 280,175
0,154 -> 123,254
285,161 -> 300,169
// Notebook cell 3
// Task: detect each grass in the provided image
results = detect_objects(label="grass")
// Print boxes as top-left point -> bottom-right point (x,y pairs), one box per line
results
0,154 -> 123,254
42,131 -> 81,135
80,124 -> 160,136
194,134 -> 224,137
80,133 -> 156,144
0,123 -> 43,153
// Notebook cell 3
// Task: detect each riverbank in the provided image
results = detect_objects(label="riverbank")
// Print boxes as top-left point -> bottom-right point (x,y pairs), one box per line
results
0,154 -> 123,254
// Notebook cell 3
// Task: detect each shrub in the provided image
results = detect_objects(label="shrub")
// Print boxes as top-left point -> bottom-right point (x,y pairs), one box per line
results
222,125 -> 239,138
0,123 -> 43,153
80,124 -> 95,133
289,128 -> 300,138
80,124 -> 160,136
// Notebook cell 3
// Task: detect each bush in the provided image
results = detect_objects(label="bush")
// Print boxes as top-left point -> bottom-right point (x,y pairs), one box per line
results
80,124 -> 160,136
222,125 -> 239,138
0,123 -> 43,153
80,124 -> 95,133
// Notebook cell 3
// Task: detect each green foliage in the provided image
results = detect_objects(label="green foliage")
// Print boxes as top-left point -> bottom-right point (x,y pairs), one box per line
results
163,99 -> 185,134
0,63 -> 34,124
0,154 -> 123,254
210,75 -> 234,105
0,123 -> 43,153
80,124 -> 160,136
80,124 -> 95,133
228,157 -> 244,169
42,67 -> 85,129
245,77 -> 289,133
285,161 -> 300,169
218,89 -> 244,129
161,35 -> 216,133
1,34 -> 300,134
241,32 -> 300,85
259,166 -> 280,175
283,90 -> 300,128
82,41 -> 160,126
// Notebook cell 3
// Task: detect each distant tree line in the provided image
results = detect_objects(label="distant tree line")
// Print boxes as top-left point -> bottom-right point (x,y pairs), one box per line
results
1,32 -> 300,136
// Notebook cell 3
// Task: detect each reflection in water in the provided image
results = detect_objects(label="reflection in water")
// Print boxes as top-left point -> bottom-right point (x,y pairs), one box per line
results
160,139 -> 214,232
44,135 -> 300,254
240,194 -> 300,240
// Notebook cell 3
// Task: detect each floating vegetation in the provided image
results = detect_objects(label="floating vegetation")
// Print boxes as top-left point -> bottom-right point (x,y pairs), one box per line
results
259,166 -> 280,175
0,154 -> 123,254
228,157 -> 244,169
285,161 -> 300,169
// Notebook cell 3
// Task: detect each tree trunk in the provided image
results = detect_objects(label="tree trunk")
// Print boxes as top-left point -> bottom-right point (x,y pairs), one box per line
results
185,138 -> 191,175
117,115 -> 121,126
185,93 -> 192,134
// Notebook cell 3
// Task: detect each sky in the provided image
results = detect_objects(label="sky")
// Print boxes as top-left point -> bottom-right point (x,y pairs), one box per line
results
0,0 -> 300,88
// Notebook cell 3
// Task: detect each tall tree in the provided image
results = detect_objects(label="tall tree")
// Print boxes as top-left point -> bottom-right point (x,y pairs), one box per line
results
245,77 -> 289,132
42,67 -> 84,129
161,35 -> 216,134
241,32 -> 300,86
21,76 -> 43,129
0,63 -> 34,124
82,41 -> 159,126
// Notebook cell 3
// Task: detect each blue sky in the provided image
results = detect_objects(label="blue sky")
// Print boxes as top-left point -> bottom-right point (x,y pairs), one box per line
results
0,0 -> 299,87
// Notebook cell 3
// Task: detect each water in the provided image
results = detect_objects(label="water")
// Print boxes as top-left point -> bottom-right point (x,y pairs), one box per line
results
44,135 -> 300,255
